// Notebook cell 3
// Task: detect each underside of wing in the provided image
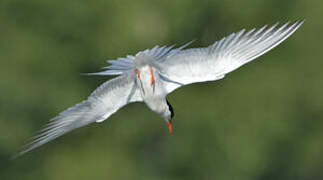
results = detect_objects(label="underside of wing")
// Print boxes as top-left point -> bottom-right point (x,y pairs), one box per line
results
159,20 -> 304,93
16,75 -> 141,157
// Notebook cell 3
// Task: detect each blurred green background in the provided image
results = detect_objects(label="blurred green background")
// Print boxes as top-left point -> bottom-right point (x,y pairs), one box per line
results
1,0 -> 322,179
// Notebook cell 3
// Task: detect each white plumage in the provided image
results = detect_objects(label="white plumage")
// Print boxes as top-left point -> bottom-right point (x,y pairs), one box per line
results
16,20 -> 304,157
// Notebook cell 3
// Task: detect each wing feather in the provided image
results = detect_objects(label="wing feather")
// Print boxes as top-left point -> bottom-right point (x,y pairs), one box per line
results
15,75 -> 141,157
159,20 -> 304,93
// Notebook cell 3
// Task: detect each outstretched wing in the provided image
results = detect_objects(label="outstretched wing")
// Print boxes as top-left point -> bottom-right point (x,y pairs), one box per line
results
16,75 -> 141,157
158,20 -> 304,93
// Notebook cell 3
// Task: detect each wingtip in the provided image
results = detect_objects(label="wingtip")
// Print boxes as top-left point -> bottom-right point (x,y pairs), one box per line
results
80,73 -> 92,76
296,19 -> 306,27
10,152 -> 23,160
298,19 -> 306,23
286,19 -> 305,33
284,19 -> 305,27
10,149 -> 28,160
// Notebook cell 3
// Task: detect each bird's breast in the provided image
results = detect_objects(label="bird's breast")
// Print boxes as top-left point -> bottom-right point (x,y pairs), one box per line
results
135,66 -> 167,109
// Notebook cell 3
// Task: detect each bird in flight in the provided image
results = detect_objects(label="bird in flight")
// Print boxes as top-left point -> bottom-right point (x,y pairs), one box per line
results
16,20 -> 304,157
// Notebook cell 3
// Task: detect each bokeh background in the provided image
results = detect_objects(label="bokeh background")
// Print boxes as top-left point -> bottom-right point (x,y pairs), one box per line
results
1,0 -> 322,179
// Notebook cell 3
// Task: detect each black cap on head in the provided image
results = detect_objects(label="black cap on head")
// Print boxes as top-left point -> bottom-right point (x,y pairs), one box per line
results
166,99 -> 174,119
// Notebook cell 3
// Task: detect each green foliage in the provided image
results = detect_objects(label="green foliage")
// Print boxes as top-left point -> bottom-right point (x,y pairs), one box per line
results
1,0 -> 322,179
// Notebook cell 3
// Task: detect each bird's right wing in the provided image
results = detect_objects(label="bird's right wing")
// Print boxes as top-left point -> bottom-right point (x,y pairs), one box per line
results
158,20 -> 304,93
16,74 -> 142,157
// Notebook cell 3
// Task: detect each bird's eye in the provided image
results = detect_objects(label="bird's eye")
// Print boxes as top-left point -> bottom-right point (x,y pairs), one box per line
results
166,99 -> 174,118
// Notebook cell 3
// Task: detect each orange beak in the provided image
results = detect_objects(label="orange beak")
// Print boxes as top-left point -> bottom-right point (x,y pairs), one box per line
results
168,120 -> 173,135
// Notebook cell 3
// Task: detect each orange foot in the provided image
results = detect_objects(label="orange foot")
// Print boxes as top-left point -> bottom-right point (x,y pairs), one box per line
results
149,67 -> 154,86
136,69 -> 140,78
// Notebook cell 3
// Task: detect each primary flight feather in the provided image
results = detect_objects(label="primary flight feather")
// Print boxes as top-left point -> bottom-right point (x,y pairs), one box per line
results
16,20 -> 304,157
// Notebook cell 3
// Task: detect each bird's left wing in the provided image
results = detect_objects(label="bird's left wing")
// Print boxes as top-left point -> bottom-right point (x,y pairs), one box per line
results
158,20 -> 304,93
16,74 -> 142,157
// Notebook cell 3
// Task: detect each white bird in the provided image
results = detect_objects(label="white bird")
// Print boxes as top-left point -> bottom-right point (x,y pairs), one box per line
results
16,20 -> 304,157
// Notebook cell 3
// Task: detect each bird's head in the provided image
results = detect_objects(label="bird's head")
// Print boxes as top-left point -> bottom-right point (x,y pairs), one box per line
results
164,99 -> 174,135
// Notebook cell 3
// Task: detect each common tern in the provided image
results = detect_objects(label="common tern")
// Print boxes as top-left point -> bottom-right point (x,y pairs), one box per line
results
16,20 -> 304,157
